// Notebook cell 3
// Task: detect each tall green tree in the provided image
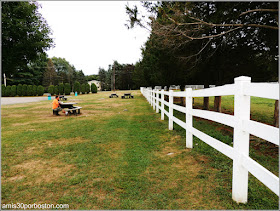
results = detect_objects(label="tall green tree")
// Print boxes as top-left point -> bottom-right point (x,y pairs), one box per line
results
11,53 -> 48,86
126,2 -> 278,86
98,68 -> 108,91
98,62 -> 136,90
85,75 -> 99,81
2,1 -> 54,85
74,70 -> 87,85
42,58 -> 57,87
52,57 -> 75,86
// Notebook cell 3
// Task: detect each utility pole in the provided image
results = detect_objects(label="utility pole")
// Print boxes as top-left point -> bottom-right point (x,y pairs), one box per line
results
3,73 -> 6,86
113,63 -> 116,91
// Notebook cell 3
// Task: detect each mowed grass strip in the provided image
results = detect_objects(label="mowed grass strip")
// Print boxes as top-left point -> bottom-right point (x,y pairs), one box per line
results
1,91 -> 278,209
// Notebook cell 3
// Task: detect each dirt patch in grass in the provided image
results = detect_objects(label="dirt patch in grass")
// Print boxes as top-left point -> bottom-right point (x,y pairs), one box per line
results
12,122 -> 30,126
12,116 -> 64,127
23,138 -> 90,155
2,114 -> 27,118
6,175 -> 26,182
11,159 -> 75,184
106,103 -> 124,108
24,146 -> 41,154
98,141 -> 124,159
157,135 -> 188,157
216,126 -> 233,137
33,104 -> 52,109
144,132 -> 223,209
78,109 -> 118,119
46,137 -> 89,146
250,136 -> 279,157
87,187 -> 120,208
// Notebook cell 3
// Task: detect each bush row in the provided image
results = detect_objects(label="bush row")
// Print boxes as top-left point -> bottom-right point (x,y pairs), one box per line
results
2,84 -> 44,97
1,82 -> 98,97
48,82 -> 97,95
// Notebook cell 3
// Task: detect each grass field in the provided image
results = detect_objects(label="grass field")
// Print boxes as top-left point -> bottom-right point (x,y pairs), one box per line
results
1,91 -> 279,209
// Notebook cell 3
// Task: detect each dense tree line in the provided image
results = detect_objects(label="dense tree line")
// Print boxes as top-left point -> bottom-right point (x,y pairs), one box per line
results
2,1 -> 54,85
98,61 -> 135,91
42,57 -> 87,90
126,1 -> 278,88
86,75 -> 99,81
1,1 -> 88,91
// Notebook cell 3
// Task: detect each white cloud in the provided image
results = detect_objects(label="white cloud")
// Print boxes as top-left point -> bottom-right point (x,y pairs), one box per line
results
39,1 -> 150,75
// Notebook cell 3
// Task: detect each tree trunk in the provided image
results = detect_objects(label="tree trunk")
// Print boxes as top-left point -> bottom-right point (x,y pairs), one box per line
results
214,96 -> 222,112
203,84 -> 209,110
203,97 -> 209,110
274,100 -> 279,128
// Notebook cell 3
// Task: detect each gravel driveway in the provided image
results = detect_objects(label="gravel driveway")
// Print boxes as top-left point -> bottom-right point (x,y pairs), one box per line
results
1,95 -> 72,105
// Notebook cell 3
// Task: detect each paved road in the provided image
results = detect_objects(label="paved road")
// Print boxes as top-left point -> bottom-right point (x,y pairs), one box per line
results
1,95 -> 72,105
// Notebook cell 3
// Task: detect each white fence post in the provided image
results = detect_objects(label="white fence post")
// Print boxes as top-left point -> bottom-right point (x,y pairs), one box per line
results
169,90 -> 174,130
156,90 -> 159,113
232,76 -> 251,204
153,90 -> 156,110
140,80 -> 279,202
150,89 -> 152,106
185,88 -> 193,148
161,90 -> 164,120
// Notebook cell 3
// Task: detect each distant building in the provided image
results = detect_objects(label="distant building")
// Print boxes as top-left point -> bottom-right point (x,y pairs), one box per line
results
88,80 -> 101,91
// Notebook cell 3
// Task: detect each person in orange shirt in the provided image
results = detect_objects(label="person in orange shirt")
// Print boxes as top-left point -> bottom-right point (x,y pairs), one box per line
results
52,95 -> 65,115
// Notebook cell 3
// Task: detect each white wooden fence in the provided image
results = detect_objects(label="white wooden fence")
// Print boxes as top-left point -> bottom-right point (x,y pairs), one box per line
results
140,76 -> 279,203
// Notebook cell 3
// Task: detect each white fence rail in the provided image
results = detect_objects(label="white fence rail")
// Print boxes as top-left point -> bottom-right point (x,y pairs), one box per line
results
140,76 -> 279,203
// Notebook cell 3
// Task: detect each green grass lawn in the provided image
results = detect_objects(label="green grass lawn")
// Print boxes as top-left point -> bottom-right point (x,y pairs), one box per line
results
1,91 -> 278,209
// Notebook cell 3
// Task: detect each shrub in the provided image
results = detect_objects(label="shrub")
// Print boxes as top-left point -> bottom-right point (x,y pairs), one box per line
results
17,84 -> 22,96
54,85 -> 59,95
32,85 -> 37,96
22,84 -> 27,96
64,83 -> 71,95
59,83 -> 64,95
5,86 -> 11,97
91,83 -> 97,93
48,85 -> 54,95
81,84 -> 86,94
11,85 -> 17,97
37,85 -> 44,96
86,83 -> 90,94
73,81 -> 80,94
27,85 -> 33,96
2,84 -> 6,97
